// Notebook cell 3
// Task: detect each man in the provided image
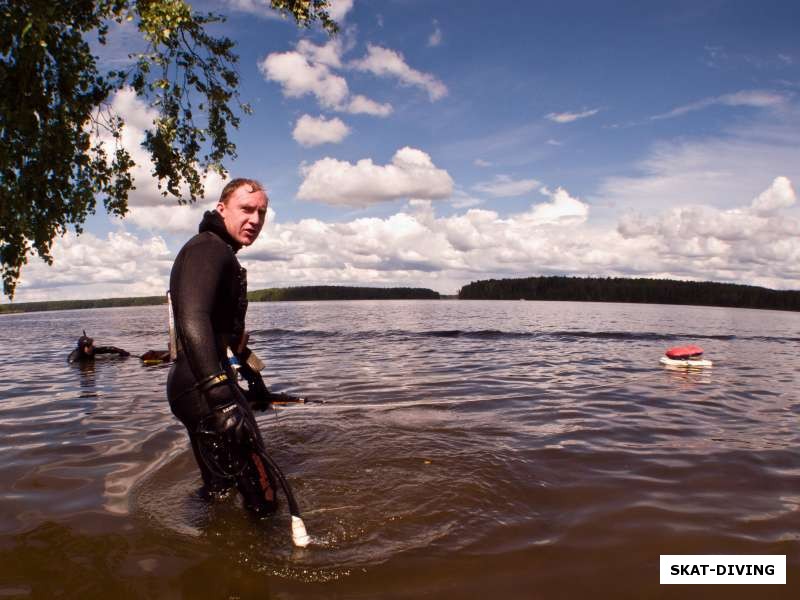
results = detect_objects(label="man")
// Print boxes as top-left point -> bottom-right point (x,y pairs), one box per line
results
68,331 -> 130,362
166,178 -> 279,515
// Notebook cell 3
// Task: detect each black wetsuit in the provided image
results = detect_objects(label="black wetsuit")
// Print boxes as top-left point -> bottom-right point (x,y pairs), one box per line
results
68,346 -> 129,362
167,210 -> 278,514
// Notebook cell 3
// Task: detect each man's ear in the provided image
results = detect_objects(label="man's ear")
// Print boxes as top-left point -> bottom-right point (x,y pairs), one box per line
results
216,201 -> 225,215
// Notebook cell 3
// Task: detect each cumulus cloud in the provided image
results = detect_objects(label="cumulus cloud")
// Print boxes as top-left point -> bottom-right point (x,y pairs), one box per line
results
652,89 -> 787,120
295,38 -> 345,69
751,176 -> 796,215
327,0 -> 355,22
346,94 -> 393,116
242,184 -> 639,293
351,44 -> 448,101
545,108 -> 600,123
260,40 -> 392,116
297,146 -> 454,206
292,114 -> 351,147
259,49 -> 349,109
11,177 -> 800,301
473,175 -> 540,198
14,230 -> 173,301
526,187 -> 590,225
125,202 -> 214,234
617,176 -> 800,283
473,158 -> 492,167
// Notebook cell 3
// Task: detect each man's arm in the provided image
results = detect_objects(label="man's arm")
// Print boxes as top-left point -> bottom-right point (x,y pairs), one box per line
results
171,239 -> 230,384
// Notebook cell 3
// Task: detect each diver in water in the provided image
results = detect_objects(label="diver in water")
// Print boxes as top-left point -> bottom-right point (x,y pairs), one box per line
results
68,331 -> 130,363
166,178 -> 281,516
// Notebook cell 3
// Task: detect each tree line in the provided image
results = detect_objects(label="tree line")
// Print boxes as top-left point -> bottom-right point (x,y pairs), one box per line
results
248,286 -> 440,302
0,295 -> 165,314
458,276 -> 800,311
0,286 -> 441,313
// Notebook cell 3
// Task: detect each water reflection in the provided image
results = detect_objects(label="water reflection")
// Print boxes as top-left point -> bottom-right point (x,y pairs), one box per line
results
660,363 -> 714,386
71,360 -> 99,398
0,301 -> 798,598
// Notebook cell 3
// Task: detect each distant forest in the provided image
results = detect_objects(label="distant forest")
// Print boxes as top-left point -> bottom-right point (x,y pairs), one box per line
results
248,286 -> 440,301
0,286 -> 440,314
3,278 -> 797,314
0,295 -> 165,314
458,276 -> 800,311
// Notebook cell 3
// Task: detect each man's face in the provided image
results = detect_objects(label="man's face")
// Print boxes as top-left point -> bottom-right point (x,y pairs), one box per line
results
217,185 -> 268,246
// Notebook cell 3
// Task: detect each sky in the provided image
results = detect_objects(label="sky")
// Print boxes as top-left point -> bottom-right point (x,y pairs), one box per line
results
8,0 -> 800,302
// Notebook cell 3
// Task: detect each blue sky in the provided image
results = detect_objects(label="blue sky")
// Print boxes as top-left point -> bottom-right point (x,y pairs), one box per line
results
9,0 -> 800,302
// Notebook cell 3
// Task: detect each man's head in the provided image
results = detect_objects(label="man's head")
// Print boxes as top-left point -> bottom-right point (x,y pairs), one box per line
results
77,331 -> 94,356
216,178 -> 268,247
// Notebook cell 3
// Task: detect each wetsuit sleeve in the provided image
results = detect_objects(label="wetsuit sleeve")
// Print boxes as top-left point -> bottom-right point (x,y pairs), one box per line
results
95,346 -> 130,357
171,240 -> 230,384
239,361 -> 271,410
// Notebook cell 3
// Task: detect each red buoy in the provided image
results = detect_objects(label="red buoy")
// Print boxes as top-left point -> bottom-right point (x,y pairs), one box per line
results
665,344 -> 704,359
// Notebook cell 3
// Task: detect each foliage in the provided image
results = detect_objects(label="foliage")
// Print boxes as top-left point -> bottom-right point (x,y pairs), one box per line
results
0,0 -> 338,299
458,276 -> 800,311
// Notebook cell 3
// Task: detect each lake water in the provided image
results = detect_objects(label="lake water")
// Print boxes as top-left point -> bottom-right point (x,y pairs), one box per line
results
0,300 -> 798,598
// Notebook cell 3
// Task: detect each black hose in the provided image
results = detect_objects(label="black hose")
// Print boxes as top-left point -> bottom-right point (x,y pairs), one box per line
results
258,449 -> 301,517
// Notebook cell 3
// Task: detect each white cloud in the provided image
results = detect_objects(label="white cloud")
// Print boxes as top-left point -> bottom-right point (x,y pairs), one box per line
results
526,187 -> 589,225
616,176 -> 800,285
545,108 -> 600,123
473,175 -> 539,197
125,201 -> 214,233
351,44 -> 448,101
260,40 -> 392,116
297,146 -> 454,206
14,230 -> 173,301
223,0 -> 354,24
652,90 -> 786,120
428,20 -> 442,47
11,177 -> 800,302
346,94 -> 393,116
473,158 -> 492,168
751,176 -> 796,215
224,0 -> 271,17
295,38 -> 345,69
292,114 -> 351,147
327,0 -> 355,23
259,50 -> 349,109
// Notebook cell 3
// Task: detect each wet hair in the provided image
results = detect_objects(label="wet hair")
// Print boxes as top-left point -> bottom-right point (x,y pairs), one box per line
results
219,178 -> 265,205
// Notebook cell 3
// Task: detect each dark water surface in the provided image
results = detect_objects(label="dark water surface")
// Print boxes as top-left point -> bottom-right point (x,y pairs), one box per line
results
0,300 -> 798,599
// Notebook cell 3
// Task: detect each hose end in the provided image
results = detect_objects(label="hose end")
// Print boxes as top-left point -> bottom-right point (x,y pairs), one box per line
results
291,515 -> 310,547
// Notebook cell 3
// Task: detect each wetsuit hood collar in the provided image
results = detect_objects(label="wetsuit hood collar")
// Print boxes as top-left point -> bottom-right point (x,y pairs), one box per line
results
199,210 -> 242,253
